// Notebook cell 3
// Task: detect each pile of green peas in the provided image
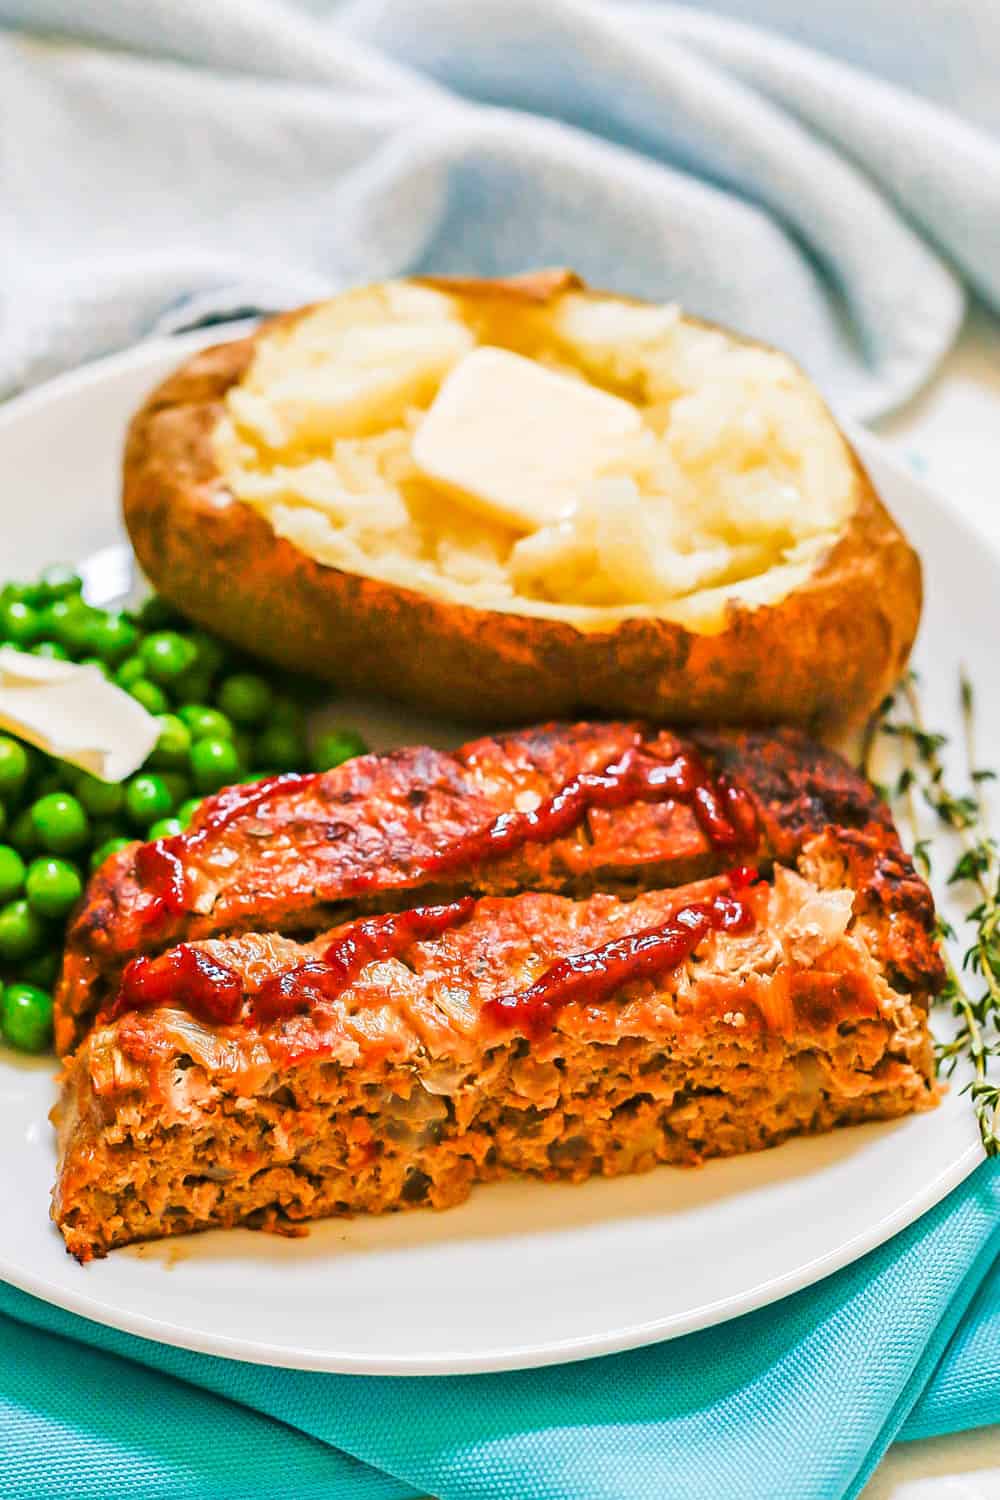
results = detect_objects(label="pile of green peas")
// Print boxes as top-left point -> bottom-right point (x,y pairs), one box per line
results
0,567 -> 369,1054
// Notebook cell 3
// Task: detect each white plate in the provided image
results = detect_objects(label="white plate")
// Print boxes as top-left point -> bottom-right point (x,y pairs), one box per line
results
0,330 -> 988,1375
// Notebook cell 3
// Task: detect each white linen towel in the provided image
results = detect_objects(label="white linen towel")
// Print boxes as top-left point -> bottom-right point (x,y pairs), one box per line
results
2,0 -> 999,416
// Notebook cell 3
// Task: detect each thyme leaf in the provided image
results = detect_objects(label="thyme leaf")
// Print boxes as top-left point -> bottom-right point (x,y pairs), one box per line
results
863,672 -> 1000,1155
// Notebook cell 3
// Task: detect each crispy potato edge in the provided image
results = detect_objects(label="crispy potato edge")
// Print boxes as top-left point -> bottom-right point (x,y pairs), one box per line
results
122,273 -> 922,731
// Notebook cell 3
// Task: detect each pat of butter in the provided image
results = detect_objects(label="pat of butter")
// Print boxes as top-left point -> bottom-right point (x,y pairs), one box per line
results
411,346 -> 643,531
0,647 -> 160,783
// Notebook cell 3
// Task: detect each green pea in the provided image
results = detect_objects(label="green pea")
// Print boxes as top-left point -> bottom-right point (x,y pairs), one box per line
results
38,598 -> 97,654
140,631 -> 198,683
73,770 -> 125,818
0,600 -> 42,646
25,856 -> 83,919
150,713 -> 193,768
33,764 -> 73,798
310,729 -> 369,772
169,666 -> 214,704
88,611 -> 140,663
158,771 -> 192,807
19,950 -> 61,990
32,770 -> 70,800
255,725 -> 307,772
0,845 -> 26,901
233,730 -> 254,771
0,900 -> 46,961
30,640 -> 71,660
18,743 -> 43,783
115,654 -> 147,689
178,704 -> 234,741
177,797 -> 203,828
8,807 -> 38,855
39,565 -> 83,601
69,603 -> 105,653
0,737 -> 29,799
30,792 -> 90,853
268,696 -> 306,732
1,983 -> 54,1053
187,630 -> 228,680
136,594 -> 180,629
125,773 -> 174,828
90,836 -> 133,871
1,582 -> 44,608
128,678 -> 170,716
148,817 -> 184,840
77,655 -> 112,679
37,598 -> 74,638
190,736 -> 241,793
218,672 -> 274,726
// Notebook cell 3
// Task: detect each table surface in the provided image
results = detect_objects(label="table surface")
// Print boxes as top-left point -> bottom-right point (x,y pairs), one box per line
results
859,301 -> 1000,1497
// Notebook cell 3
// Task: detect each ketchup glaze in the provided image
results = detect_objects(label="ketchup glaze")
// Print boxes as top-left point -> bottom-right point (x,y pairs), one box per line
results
108,945 -> 244,1027
135,772 -> 316,924
112,734 -> 763,1033
483,865 -> 759,1039
106,873 -> 759,1035
251,899 -> 476,1025
379,741 -> 757,883
133,738 -> 758,926
107,900 -> 477,1029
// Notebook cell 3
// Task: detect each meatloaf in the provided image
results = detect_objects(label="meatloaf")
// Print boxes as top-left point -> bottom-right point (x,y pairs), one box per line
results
51,723 -> 943,1261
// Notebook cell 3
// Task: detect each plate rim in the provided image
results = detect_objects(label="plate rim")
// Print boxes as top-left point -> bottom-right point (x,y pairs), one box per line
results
0,1132 -> 982,1376
0,330 -> 988,1375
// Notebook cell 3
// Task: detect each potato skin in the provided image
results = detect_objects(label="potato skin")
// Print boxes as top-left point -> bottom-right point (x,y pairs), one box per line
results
122,273 -> 922,731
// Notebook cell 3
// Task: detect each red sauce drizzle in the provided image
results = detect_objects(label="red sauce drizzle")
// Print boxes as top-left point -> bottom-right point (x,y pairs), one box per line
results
135,773 -> 315,924
107,945 -> 244,1027
193,772 -> 319,839
483,866 -> 760,1039
131,740 -> 757,926
118,738 -> 761,1029
106,869 -> 760,1034
368,742 -> 758,887
108,899 -> 477,1029
251,899 -> 477,1025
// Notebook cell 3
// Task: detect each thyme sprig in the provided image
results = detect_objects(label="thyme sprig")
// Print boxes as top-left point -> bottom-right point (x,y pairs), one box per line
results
867,672 -> 1000,1154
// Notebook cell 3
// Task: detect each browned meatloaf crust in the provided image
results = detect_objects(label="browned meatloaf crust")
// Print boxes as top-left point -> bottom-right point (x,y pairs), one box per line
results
55,722 -> 894,1054
51,724 -> 943,1261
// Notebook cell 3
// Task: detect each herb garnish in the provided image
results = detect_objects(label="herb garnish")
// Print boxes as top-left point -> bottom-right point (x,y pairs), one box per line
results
866,672 -> 1000,1155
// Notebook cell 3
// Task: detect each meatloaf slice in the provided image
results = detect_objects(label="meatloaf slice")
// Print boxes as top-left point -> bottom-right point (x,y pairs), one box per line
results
55,722 -> 888,1054
52,825 -> 941,1262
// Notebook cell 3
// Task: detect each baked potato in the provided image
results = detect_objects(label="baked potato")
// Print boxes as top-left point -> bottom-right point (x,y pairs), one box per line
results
123,270 -> 921,728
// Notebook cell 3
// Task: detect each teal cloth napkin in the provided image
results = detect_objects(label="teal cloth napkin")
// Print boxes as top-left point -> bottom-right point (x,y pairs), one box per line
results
2,1161 -> 997,1500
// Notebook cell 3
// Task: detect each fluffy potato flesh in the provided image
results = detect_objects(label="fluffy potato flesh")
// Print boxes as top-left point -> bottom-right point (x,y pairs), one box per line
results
214,281 -> 857,634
